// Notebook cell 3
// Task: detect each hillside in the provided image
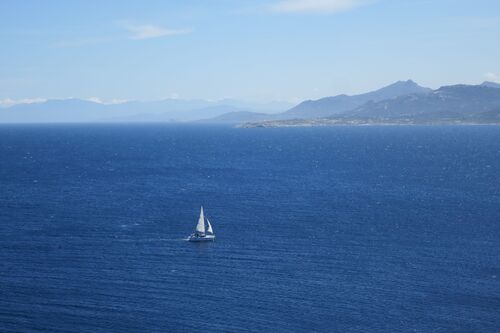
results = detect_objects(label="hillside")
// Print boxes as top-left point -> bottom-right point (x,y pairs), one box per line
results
281,80 -> 431,119
242,84 -> 500,127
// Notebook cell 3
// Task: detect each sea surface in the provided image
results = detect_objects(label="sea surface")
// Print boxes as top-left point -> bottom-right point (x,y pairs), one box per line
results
0,124 -> 499,332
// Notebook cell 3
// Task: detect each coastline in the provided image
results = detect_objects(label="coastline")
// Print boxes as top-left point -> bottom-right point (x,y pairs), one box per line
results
239,119 -> 500,128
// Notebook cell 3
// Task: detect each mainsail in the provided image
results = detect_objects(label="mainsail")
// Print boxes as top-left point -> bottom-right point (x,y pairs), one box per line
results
206,219 -> 214,235
195,206 -> 205,234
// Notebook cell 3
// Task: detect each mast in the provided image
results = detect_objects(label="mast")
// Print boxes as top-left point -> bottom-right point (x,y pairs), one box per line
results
206,218 -> 214,235
195,206 -> 205,234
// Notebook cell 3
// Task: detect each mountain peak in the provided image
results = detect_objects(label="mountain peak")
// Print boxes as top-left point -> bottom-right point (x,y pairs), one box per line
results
387,79 -> 420,88
282,80 -> 432,118
398,79 -> 415,84
367,80 -> 431,99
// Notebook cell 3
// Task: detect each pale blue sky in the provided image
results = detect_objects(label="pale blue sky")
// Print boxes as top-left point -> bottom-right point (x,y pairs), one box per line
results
1,0 -> 499,104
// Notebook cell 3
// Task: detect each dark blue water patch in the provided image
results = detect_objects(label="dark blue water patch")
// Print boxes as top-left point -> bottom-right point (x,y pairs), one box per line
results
0,124 -> 499,332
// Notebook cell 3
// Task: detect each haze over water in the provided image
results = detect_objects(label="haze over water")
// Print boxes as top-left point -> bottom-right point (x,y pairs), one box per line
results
0,124 -> 499,332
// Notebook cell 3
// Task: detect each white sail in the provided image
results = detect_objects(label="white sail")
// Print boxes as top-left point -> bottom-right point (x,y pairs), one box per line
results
206,219 -> 214,234
195,206 -> 205,234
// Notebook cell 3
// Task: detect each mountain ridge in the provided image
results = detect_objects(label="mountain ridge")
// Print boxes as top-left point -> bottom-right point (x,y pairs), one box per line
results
282,80 -> 432,119
0,98 -> 291,123
241,83 -> 500,127
2,80 -> 499,124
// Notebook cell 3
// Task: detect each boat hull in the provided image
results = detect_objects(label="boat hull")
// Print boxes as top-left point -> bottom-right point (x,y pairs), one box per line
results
188,234 -> 215,242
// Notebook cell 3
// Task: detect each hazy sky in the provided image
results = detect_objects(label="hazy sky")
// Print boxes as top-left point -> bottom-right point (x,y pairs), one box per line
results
1,0 -> 499,104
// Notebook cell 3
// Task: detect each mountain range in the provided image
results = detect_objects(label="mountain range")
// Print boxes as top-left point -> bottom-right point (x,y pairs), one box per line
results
198,80 -> 432,124
0,98 -> 291,123
1,81 -> 500,125
242,81 -> 500,127
344,84 -> 500,121
282,80 -> 432,119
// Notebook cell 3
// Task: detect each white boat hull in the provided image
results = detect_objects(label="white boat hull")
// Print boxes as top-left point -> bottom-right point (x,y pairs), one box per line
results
188,234 -> 215,242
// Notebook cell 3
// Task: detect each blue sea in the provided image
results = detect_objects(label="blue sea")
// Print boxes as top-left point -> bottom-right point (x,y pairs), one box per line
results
0,124 -> 499,332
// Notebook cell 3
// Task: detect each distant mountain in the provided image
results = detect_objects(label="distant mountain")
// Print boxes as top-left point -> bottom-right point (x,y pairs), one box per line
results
4,80 -> 498,124
481,81 -> 500,89
106,105 -> 245,123
281,80 -> 432,119
0,99 -> 111,122
0,98 -> 283,123
342,84 -> 500,121
198,111 -> 276,124
243,84 -> 500,127
215,99 -> 293,113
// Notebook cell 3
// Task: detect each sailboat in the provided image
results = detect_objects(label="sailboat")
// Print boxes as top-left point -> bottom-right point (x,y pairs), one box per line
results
188,206 -> 215,242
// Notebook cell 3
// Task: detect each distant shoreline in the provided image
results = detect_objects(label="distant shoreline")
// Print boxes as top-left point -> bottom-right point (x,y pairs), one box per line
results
239,120 -> 500,128
0,121 -> 498,127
